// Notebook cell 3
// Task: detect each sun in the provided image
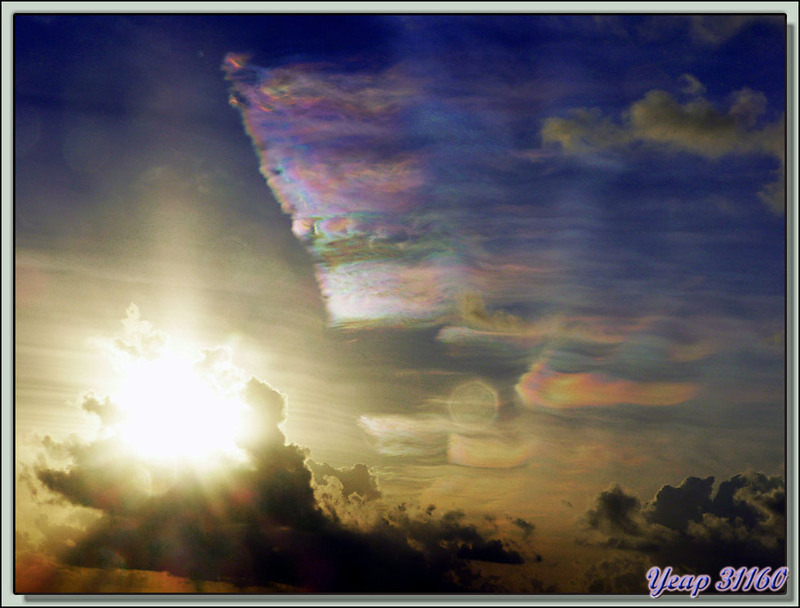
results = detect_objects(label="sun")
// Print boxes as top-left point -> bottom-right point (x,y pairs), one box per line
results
113,350 -> 249,466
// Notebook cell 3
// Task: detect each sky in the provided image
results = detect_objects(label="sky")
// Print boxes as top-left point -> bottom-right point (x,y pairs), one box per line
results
8,6 -> 796,600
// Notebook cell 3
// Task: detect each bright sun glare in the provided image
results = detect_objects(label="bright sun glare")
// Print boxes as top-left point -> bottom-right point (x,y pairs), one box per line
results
115,351 -> 248,466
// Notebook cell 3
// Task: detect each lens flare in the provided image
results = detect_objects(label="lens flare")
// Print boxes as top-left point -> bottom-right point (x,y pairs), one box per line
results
448,381 -> 498,427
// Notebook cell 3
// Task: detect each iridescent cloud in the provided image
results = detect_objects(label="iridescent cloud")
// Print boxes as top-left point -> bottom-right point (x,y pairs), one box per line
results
224,56 -> 452,326
516,360 -> 698,409
223,18 -> 783,422
223,54 -> 556,328
447,433 -> 536,469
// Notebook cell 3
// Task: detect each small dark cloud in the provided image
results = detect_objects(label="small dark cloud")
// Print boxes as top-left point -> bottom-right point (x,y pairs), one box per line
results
512,517 -> 535,540
585,484 -> 644,538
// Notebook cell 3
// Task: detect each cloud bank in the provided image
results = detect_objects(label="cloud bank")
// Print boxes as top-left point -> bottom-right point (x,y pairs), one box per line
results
582,472 -> 786,586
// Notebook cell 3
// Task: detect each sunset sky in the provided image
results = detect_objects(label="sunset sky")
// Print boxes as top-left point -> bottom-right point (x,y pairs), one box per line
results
8,6 -> 795,599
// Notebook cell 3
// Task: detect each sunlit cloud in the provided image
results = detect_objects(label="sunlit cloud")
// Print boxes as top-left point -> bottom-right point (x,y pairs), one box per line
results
542,85 -> 782,159
688,15 -> 776,46
541,78 -> 785,212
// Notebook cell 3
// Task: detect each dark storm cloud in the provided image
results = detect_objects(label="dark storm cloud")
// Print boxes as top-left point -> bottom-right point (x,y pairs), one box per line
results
586,485 -> 646,539
32,370 -> 531,592
647,476 -> 715,532
582,472 -> 786,583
